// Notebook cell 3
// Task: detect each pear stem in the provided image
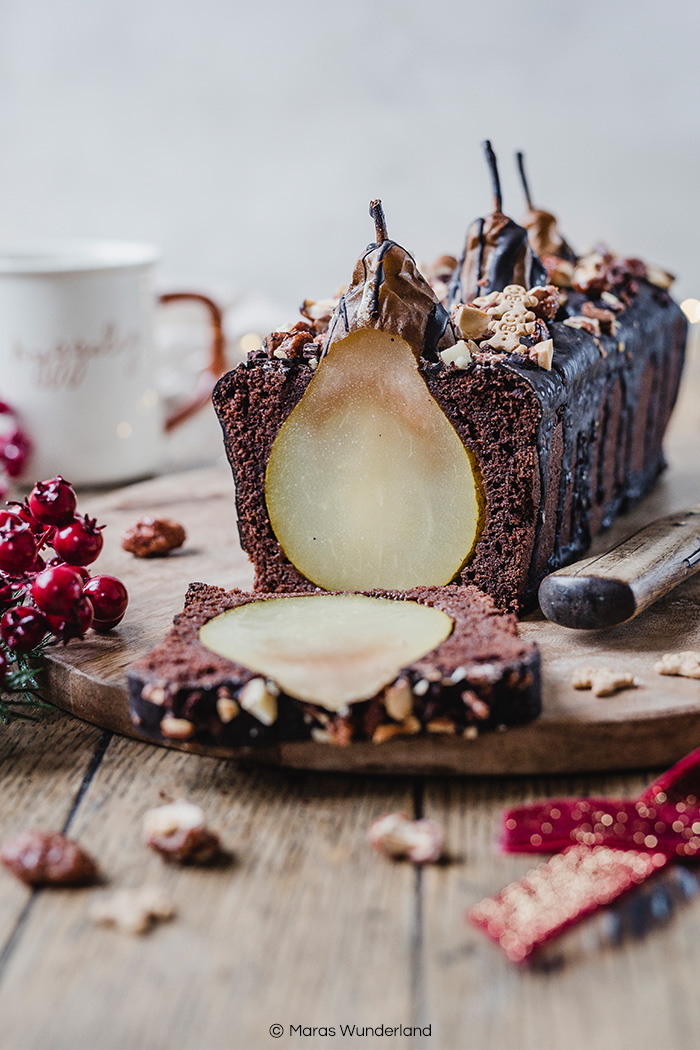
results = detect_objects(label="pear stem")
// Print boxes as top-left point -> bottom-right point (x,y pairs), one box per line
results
369,199 -> 387,245
516,151 -> 534,210
482,140 -> 502,213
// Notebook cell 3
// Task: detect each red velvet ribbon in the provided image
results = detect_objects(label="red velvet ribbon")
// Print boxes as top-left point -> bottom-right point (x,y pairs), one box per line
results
468,746 -> 700,962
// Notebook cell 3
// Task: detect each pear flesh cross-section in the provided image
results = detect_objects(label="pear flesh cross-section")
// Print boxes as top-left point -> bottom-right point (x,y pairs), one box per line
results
198,594 -> 453,712
265,330 -> 482,591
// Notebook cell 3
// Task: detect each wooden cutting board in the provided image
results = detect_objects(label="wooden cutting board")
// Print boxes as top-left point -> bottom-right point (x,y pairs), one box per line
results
41,343 -> 700,774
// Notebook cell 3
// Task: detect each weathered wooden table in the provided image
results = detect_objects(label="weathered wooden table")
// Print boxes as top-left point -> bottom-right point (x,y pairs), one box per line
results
0,339 -> 699,1050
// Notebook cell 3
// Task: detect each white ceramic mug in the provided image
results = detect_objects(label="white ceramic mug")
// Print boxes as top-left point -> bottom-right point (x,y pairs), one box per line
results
0,240 -> 225,486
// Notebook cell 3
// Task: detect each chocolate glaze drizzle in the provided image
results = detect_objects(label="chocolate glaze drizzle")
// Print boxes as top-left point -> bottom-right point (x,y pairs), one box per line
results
449,142 -> 547,307
492,284 -> 686,606
324,199 -> 454,362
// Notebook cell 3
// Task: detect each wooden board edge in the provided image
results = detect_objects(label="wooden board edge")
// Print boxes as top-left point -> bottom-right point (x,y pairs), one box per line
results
43,655 -> 700,775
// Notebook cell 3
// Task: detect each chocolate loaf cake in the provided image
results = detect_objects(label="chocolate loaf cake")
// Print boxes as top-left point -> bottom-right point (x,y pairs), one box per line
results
128,584 -> 540,749
214,172 -> 686,613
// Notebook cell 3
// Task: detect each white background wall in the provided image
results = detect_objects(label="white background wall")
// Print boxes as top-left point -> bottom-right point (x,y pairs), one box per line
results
2,0 -> 699,316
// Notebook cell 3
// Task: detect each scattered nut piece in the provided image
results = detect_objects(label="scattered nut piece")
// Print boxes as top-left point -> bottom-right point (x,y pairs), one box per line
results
581,302 -> 617,332
368,812 -> 444,864
239,677 -> 278,725
90,887 -> 175,936
542,256 -> 574,288
654,651 -> 700,679
645,264 -> 674,290
141,683 -> 167,706
571,666 -> 637,697
528,338 -> 554,371
122,517 -> 186,558
572,252 -> 609,294
216,696 -> 240,723
160,716 -> 196,741
462,691 -> 490,720
452,304 -> 491,340
372,717 -> 421,745
0,831 -> 98,887
529,284 -> 560,321
384,678 -> 413,722
426,717 -> 457,735
601,291 -> 623,310
563,315 -> 601,337
143,800 -> 221,864
300,297 -> 339,333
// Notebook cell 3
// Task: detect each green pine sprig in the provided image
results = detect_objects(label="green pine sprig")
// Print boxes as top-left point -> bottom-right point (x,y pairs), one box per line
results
0,636 -> 52,724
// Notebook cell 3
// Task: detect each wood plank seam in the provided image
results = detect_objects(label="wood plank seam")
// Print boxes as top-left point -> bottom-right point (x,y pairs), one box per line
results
59,731 -> 113,834
0,729 -> 113,986
411,777 -> 429,1036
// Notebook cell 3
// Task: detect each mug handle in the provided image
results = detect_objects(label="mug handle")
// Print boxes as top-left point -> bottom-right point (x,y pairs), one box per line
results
158,292 -> 227,432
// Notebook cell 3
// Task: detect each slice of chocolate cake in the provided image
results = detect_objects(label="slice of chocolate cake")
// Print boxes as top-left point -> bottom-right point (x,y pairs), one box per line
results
128,584 -> 540,750
214,161 -> 686,613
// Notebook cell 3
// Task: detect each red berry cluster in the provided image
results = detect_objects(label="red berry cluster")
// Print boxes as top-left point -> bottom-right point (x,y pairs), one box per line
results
0,403 -> 32,501
0,476 -> 128,675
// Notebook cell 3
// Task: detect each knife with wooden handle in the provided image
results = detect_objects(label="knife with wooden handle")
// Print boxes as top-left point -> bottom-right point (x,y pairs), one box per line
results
538,505 -> 700,629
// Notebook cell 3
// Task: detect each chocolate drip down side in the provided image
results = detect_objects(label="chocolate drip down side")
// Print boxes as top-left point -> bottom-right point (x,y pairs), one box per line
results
450,214 -> 547,306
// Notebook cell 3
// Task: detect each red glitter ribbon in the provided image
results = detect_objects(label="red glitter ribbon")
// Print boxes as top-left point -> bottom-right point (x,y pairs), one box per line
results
468,746 -> 700,962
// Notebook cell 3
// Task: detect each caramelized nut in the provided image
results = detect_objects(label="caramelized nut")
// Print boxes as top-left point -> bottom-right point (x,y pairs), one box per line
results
384,678 -> 413,722
239,678 -> 278,725
368,812 -> 444,864
0,831 -> 98,887
122,517 -> 186,558
160,716 -> 196,740
143,800 -> 221,864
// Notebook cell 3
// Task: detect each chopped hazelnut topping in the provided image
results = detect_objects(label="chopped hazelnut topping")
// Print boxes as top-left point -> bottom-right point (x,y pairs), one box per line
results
300,297 -> 339,333
160,716 -> 196,741
542,256 -> 574,288
563,315 -> 601,337
529,284 -> 560,321
216,696 -> 240,723
440,340 -> 472,369
384,678 -> 413,722
426,717 -> 457,735
601,291 -> 623,310
141,684 -> 167,706
452,304 -> 491,340
528,338 -> 554,371
372,717 -> 421,744
645,264 -> 674,290
239,677 -> 278,725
